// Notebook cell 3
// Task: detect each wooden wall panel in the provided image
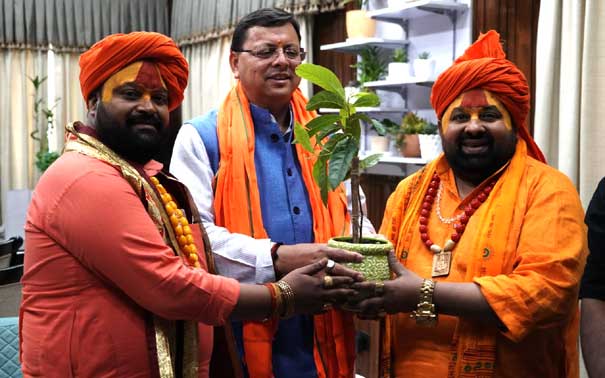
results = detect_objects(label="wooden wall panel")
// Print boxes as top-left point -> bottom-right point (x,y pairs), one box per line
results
312,10 -> 357,92
473,0 -> 541,134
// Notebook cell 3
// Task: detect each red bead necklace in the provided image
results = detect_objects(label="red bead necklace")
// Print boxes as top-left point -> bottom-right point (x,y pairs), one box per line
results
419,173 -> 495,254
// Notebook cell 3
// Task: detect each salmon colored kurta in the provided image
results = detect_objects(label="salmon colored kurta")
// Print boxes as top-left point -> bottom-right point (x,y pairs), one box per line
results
20,151 -> 240,377
380,146 -> 587,378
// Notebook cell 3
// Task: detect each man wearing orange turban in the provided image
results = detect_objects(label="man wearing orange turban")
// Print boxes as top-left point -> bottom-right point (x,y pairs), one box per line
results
351,30 -> 587,377
20,31 -> 359,378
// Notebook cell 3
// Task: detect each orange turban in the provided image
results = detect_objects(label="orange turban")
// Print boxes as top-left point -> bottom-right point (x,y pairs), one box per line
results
79,31 -> 188,112
430,30 -> 545,162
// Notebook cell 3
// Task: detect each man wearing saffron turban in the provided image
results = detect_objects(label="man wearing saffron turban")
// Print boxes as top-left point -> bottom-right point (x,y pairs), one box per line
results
170,8 -> 374,378
19,31 -> 361,378
352,30 -> 587,377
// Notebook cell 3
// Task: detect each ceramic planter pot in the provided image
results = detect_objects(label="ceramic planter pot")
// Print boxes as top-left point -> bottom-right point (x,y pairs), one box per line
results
368,135 -> 390,153
400,134 -> 421,157
413,58 -> 436,81
328,236 -> 393,281
345,10 -> 376,39
418,134 -> 443,161
387,62 -> 411,81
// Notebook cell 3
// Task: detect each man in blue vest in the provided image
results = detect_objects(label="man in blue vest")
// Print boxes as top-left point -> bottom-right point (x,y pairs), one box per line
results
170,7 -> 374,378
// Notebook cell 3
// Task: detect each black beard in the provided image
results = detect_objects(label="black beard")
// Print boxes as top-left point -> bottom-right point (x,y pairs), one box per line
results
443,132 -> 517,185
95,104 -> 166,164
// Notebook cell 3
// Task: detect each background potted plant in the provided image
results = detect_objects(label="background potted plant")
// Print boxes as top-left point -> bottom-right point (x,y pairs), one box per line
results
352,46 -> 387,89
387,47 -> 410,81
413,51 -> 436,81
418,122 -> 443,161
29,75 -> 60,173
342,0 -> 376,39
396,112 -> 427,157
293,63 -> 393,281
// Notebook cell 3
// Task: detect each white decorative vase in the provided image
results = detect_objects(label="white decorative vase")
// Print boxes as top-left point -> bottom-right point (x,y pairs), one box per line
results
387,62 -> 411,82
418,134 -> 443,161
413,59 -> 436,81
368,135 -> 391,154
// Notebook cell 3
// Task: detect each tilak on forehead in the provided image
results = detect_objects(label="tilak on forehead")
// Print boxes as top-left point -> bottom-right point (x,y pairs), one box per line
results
441,88 -> 513,132
101,61 -> 166,103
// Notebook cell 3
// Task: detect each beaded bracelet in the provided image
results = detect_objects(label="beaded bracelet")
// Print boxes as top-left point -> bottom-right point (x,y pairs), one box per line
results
275,280 -> 295,318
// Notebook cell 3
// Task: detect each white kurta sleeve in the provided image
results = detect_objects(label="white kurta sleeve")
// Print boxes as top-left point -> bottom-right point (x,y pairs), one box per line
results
170,123 -> 275,284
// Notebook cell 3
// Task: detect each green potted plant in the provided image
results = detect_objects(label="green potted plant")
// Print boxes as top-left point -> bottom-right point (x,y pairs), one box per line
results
396,112 -> 427,157
352,46 -> 387,89
341,0 -> 376,39
387,47 -> 410,81
293,63 -> 393,281
413,50 -> 436,81
29,75 -> 61,172
418,121 -> 443,161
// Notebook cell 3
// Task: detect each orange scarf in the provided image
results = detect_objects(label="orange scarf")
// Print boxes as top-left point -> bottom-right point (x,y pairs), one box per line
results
214,82 -> 355,378
380,139 -> 532,377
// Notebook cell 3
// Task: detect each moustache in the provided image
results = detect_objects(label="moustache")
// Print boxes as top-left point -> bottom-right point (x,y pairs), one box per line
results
126,113 -> 162,129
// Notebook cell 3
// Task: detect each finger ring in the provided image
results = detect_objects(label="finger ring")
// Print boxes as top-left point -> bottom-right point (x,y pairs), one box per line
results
374,282 -> 385,296
326,259 -> 336,272
323,275 -> 334,289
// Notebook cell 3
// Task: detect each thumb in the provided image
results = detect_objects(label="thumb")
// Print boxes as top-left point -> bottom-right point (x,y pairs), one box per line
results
294,258 -> 328,276
387,250 -> 405,277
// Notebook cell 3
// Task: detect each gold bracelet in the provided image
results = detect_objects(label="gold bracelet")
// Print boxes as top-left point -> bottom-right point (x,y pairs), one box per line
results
410,279 -> 438,327
275,280 -> 295,318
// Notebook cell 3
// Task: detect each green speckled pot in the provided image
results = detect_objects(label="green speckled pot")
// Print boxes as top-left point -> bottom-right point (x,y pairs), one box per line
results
328,236 -> 393,281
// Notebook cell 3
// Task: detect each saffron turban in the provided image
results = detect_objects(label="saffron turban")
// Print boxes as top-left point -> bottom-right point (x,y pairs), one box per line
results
430,30 -> 545,162
79,31 -> 188,112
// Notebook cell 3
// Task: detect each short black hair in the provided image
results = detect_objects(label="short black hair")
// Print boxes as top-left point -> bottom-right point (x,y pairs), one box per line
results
231,8 -> 301,51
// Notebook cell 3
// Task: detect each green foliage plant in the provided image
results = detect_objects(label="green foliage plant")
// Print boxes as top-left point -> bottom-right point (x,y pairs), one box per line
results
392,48 -> 408,63
396,112 -> 427,148
351,46 -> 387,87
417,51 -> 431,59
29,75 -> 61,172
293,63 -> 384,243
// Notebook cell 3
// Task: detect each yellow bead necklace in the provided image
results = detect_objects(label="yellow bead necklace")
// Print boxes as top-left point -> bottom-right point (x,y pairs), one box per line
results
150,176 -> 201,268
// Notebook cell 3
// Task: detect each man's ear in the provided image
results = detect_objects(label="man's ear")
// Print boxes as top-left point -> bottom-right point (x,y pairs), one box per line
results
229,51 -> 239,79
437,120 -> 444,137
86,93 -> 99,125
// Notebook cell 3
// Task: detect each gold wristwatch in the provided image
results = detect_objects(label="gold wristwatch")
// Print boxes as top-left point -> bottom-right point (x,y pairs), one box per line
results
410,279 -> 437,327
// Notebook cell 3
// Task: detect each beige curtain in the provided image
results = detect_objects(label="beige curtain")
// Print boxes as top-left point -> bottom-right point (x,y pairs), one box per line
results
180,15 -> 314,121
0,49 -> 48,232
51,52 -> 87,151
534,0 -> 605,206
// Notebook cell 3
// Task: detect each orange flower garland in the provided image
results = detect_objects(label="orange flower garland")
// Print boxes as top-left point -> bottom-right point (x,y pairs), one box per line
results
150,176 -> 201,268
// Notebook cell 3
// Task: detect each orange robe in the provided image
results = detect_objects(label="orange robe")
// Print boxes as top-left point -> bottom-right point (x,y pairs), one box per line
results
380,140 -> 587,378
20,148 -> 240,377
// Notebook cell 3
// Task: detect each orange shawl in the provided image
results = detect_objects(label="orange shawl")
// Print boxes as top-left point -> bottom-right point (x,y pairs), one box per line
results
214,82 -> 355,378
380,139 -> 533,377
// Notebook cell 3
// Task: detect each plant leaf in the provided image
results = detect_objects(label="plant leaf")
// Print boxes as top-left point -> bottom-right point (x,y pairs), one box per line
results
328,137 -> 358,189
293,121 -> 314,152
313,157 -> 329,205
360,153 -> 382,169
369,118 -> 387,136
352,91 -> 380,108
319,133 -> 346,156
296,63 -> 345,97
305,114 -> 341,138
306,91 -> 346,110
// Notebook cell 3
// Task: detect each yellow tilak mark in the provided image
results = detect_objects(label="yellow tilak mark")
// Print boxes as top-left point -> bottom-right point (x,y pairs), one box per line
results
441,96 -> 462,133
101,62 -> 143,103
484,91 -> 513,130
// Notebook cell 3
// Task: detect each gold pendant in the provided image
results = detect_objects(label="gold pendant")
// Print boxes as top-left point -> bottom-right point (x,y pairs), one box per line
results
431,251 -> 452,277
